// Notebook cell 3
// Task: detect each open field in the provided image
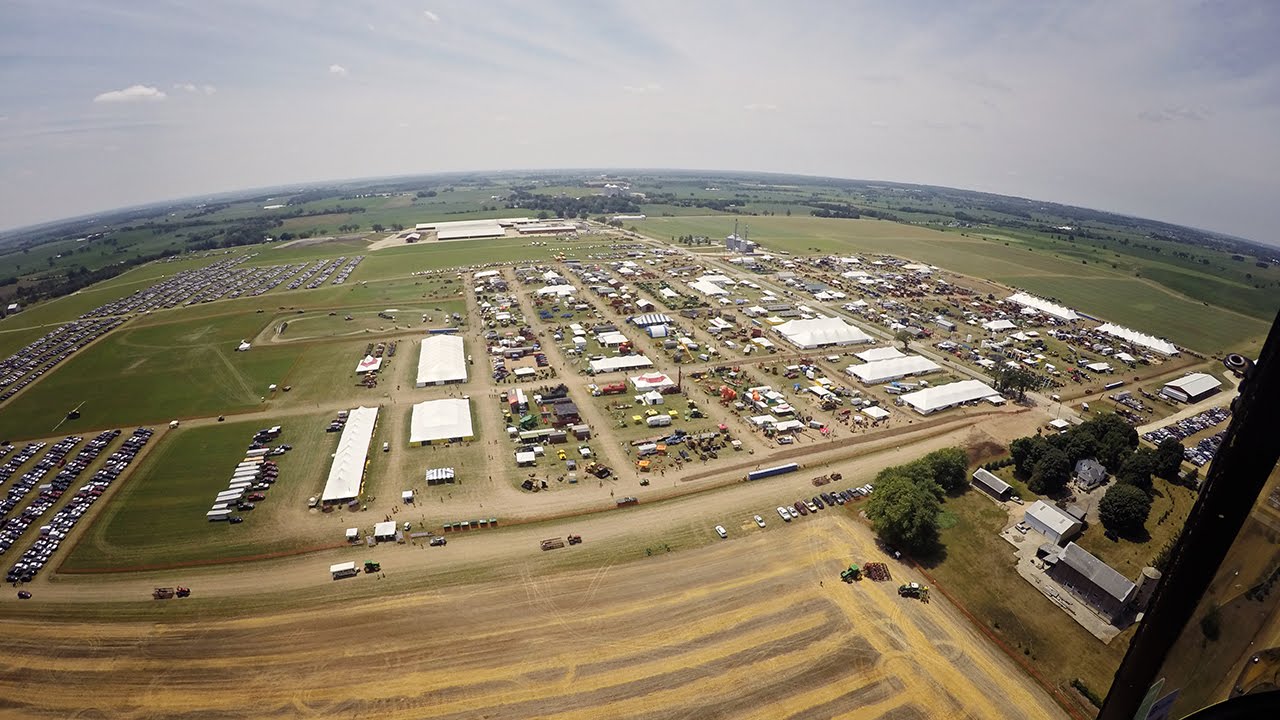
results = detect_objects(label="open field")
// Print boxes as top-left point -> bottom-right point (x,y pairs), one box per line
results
2,515 -> 1066,720
63,412 -> 340,570
634,215 -> 1272,353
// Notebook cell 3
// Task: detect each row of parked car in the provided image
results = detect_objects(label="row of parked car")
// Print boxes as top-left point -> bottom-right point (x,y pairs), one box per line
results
6,428 -> 152,585
0,317 -> 124,403
1141,406 -> 1230,468
0,435 -> 83,521
0,432 -> 119,557
777,484 -> 875,522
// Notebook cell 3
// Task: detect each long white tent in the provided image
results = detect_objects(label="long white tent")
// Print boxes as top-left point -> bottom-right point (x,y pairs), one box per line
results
589,355 -> 653,373
775,317 -> 873,349
846,356 -> 942,385
410,398 -> 475,445
416,334 -> 467,387
901,380 -> 1001,415
321,406 -> 379,504
1007,292 -> 1079,322
1096,323 -> 1179,356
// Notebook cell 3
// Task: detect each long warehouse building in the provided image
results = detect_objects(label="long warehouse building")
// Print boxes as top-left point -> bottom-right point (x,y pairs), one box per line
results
417,334 -> 468,387
321,406 -> 379,505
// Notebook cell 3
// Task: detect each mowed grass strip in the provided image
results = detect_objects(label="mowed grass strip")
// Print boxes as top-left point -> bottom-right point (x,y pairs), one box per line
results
62,413 -> 340,570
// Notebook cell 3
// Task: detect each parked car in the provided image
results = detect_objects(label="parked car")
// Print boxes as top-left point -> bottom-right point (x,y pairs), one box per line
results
429,536 -> 447,547
714,525 -> 728,539
229,516 -> 244,524
777,507 -> 791,522
753,515 -> 766,528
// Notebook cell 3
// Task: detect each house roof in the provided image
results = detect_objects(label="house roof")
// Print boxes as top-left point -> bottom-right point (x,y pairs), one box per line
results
1163,372 -> 1221,397
1074,458 -> 1108,485
1024,500 -> 1081,537
1058,542 -> 1137,603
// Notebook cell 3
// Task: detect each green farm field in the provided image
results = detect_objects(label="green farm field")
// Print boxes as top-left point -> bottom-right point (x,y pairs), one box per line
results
634,215 -> 1272,353
62,412 -> 342,570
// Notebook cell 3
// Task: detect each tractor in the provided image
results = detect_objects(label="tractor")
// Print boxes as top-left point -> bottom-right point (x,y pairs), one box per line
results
898,582 -> 929,601
364,560 -> 381,574
840,564 -> 861,583
567,534 -> 583,545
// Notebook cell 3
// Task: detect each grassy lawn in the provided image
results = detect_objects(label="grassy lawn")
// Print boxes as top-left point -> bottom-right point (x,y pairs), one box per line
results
0,313 -> 301,439
1075,477 -> 1196,579
62,412 -> 340,570
924,489 -> 1130,702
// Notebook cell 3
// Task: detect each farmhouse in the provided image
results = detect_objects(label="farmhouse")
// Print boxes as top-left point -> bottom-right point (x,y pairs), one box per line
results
971,468 -> 1012,500
1073,458 -> 1109,491
416,334 -> 467,387
410,398 -> 474,445
845,355 -> 942,385
899,380 -> 1001,415
321,406 -> 379,505
1043,542 -> 1137,622
1023,500 -> 1083,545
775,317 -> 873,349
1160,373 -> 1222,403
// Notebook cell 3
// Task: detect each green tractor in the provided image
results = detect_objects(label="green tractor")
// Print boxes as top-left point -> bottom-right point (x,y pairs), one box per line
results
364,560 -> 381,574
840,564 -> 861,583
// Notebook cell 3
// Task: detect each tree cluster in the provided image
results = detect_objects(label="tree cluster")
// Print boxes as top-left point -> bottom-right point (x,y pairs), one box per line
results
506,190 -> 639,218
865,447 -> 969,553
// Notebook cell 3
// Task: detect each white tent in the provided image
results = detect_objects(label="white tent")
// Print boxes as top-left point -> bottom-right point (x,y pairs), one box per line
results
846,356 -> 942,384
425,467 -> 456,484
630,372 -> 676,391
590,355 -> 652,373
598,331 -> 629,346
416,334 -> 467,386
356,355 -> 382,373
1007,292 -> 1079,321
321,406 -> 378,503
855,346 -> 906,363
410,398 -> 474,445
345,528 -> 359,541
982,319 -> 1017,332
536,285 -> 576,296
901,380 -> 1001,415
775,317 -> 873,349
862,406 -> 891,421
1096,323 -> 1179,356
689,279 -> 728,296
631,313 -> 673,327
374,521 -> 397,539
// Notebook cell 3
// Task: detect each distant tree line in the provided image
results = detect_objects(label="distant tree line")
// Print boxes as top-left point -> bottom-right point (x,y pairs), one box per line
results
506,190 -> 639,218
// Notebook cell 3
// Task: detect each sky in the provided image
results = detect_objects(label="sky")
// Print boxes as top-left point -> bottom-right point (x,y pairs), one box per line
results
2,0 -> 1279,244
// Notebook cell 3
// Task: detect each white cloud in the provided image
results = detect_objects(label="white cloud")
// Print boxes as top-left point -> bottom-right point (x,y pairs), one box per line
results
329,64 -> 348,77
92,85 -> 167,103
423,10 -> 440,23
173,83 -> 217,96
201,84 -> 216,95
743,103 -> 777,111
174,82 -> 197,93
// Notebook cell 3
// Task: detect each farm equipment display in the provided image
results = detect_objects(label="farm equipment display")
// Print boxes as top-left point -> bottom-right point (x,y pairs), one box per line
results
567,535 -> 583,545
840,564 -> 861,583
153,587 -> 175,600
541,538 -> 566,551
363,561 -> 381,573
863,563 -> 892,582
898,582 -> 930,601
175,586 -> 191,598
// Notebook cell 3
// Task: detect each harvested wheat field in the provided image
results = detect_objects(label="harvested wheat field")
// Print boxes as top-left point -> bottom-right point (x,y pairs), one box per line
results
0,515 -> 1063,719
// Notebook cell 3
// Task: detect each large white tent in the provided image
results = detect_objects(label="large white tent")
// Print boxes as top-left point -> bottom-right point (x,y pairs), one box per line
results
688,279 -> 728,296
982,319 -> 1017,332
630,372 -> 676,391
589,355 -> 653,373
356,355 -> 382,374
416,335 -> 467,387
1096,323 -> 1179,356
901,380 -> 1001,415
536,285 -> 576,297
410,398 -> 475,445
775,317 -> 873,349
1007,292 -> 1079,321
855,346 -> 906,363
846,356 -> 942,384
321,406 -> 379,504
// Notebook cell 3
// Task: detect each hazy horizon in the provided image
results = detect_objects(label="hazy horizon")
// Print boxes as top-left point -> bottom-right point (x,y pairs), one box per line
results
3,1 -> 1278,245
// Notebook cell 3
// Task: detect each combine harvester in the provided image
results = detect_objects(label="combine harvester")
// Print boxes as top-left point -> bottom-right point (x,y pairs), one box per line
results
898,582 -> 930,602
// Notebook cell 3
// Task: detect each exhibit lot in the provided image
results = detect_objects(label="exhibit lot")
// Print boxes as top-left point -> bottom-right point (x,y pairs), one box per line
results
0,207 -> 1263,720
